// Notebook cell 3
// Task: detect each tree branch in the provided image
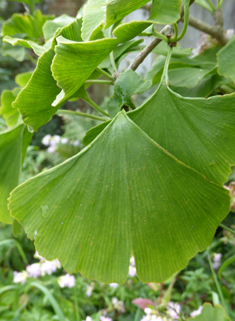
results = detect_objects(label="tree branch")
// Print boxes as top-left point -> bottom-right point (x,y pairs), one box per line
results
129,0 -> 196,71
187,15 -> 229,45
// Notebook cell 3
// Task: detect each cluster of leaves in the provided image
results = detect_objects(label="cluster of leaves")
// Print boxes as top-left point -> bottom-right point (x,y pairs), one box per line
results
1,0 -> 235,319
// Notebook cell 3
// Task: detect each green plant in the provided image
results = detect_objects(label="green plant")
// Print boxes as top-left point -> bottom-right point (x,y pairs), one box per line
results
1,0 -> 235,319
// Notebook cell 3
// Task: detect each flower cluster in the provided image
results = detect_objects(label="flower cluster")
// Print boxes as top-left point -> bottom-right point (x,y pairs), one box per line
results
42,134 -> 79,153
13,251 -> 74,288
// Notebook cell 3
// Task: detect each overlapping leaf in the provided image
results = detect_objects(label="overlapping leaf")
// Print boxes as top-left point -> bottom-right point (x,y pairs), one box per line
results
2,10 -> 53,39
217,36 -> 235,83
149,0 -> 182,24
188,303 -> 231,320
81,0 -> 150,40
107,70 -> 151,117
0,88 -> 21,127
0,125 -> 24,224
9,111 -> 229,283
51,36 -> 118,104
12,19 -> 84,131
129,78 -> 235,184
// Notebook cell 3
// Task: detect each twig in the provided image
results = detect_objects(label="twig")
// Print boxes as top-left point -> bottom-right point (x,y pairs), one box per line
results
186,15 -> 229,45
128,0 -> 196,71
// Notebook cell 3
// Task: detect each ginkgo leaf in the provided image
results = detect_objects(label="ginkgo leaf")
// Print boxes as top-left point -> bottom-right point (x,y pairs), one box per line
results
81,0 -> 150,41
3,36 -> 50,56
0,124 -> 24,224
107,70 -> 152,117
129,79 -> 235,185
51,36 -> 118,104
12,19 -> 84,131
149,0 -> 182,24
9,111 -> 229,283
2,10 -> 53,39
217,36 -> 235,83
188,303 -> 231,320
0,88 -> 21,127
43,14 -> 75,41
13,49 -> 61,131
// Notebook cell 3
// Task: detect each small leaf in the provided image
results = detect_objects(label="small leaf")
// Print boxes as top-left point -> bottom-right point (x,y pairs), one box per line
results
1,42 -> 26,61
107,70 -> 151,117
0,124 -> 24,224
51,36 -> 118,104
15,71 -> 33,88
3,36 -> 49,56
13,49 -> 61,131
153,42 -> 192,58
217,36 -> 235,83
0,88 -> 21,127
188,303 -> 231,320
43,14 -> 75,41
2,10 -> 53,39
82,121 -> 110,146
113,21 -> 151,43
195,0 -> 214,12
9,111 -> 229,283
149,0 -> 182,24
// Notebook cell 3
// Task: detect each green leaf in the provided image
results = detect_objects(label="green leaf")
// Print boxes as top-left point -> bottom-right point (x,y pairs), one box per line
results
12,18 -> 84,131
1,42 -> 26,62
149,0 -> 182,24
153,42 -> 192,58
0,124 -> 24,224
113,21 -> 151,43
13,49 -> 61,131
15,71 -> 33,87
217,36 -> 235,83
218,255 -> 235,279
172,73 -> 226,97
81,0 -> 149,40
9,111 -> 229,283
188,303 -> 231,320
3,36 -> 49,56
0,88 -> 21,127
195,0 -> 214,12
107,70 -> 152,117
82,121 -> 111,146
51,36 -> 118,105
129,80 -> 235,185
168,67 -> 216,88
43,14 -> 75,41
105,0 -> 150,28
2,10 -> 53,39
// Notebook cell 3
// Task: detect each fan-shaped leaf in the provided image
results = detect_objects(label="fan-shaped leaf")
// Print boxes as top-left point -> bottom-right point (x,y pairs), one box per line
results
188,303 -> 231,320
0,125 -> 24,224
129,81 -> 235,185
9,111 -> 229,283
217,36 -> 235,83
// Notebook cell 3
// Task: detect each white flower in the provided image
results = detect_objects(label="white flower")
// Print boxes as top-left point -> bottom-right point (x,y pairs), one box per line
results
83,317 -> 93,321
167,302 -> 181,319
47,146 -> 55,153
212,253 -> 222,269
144,308 -> 152,315
225,29 -> 234,39
26,263 -> 42,278
61,138 -> 68,144
86,284 -> 94,297
129,266 -> 136,277
13,271 -> 28,284
190,306 -> 203,317
58,274 -> 76,288
141,315 -> 163,321
100,316 -> 113,321
42,134 -> 51,146
41,259 -> 61,276
109,283 -> 119,289
50,135 -> 61,146
73,140 -> 80,147
112,297 -> 125,313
